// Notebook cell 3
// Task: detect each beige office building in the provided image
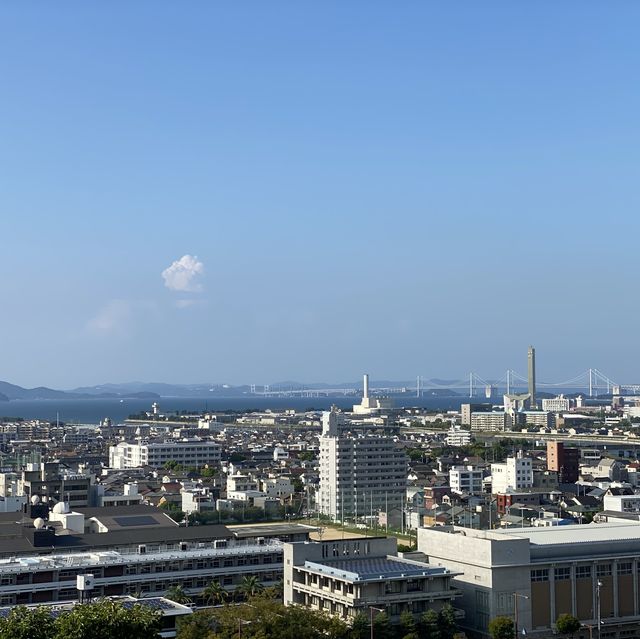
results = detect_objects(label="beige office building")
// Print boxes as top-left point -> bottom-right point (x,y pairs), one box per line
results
418,522 -> 640,639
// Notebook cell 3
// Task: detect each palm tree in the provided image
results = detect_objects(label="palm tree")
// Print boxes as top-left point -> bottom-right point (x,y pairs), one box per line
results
202,580 -> 228,606
235,575 -> 264,600
263,579 -> 284,601
165,585 -> 193,605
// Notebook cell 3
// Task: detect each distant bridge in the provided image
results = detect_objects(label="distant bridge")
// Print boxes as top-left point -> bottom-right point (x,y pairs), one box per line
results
250,369 -> 640,399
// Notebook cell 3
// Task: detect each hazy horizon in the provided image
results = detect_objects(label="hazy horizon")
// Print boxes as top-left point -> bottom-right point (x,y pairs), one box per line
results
2,3 -> 640,388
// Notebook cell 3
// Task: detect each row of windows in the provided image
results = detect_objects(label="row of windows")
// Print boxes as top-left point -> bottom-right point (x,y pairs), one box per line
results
542,562 -> 636,581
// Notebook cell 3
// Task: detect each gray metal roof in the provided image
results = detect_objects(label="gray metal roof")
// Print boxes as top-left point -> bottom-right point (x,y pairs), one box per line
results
495,521 -> 640,546
304,555 -> 449,582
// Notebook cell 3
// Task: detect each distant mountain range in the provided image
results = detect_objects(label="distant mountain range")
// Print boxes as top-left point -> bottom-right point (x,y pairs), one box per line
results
0,378 -> 548,401
0,381 -> 160,402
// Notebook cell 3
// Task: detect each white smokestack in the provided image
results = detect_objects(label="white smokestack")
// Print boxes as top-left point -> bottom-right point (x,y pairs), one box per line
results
363,373 -> 369,399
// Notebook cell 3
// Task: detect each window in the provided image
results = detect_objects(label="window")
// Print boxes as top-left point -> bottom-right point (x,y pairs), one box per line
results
597,564 -> 612,577
554,567 -> 571,580
531,569 -> 549,582
618,562 -> 632,575
576,566 -> 591,579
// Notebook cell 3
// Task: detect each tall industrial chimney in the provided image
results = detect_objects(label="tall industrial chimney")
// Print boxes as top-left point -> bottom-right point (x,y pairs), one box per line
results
527,346 -> 537,409
363,373 -> 369,399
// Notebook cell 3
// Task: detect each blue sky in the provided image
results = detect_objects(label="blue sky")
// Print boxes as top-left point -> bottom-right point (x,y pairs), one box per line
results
1,2 -> 639,388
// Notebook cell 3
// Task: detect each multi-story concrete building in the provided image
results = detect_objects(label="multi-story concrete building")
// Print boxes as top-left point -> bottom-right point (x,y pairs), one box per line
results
547,441 -> 580,483
16,462 -> 94,508
461,404 -> 492,427
445,426 -> 472,447
542,395 -> 571,413
490,453 -> 533,494
470,412 -> 512,432
284,536 -> 461,622
318,407 -> 407,527
109,439 -> 221,469
0,504 -> 313,607
516,411 -> 554,429
418,522 -> 640,638
449,465 -> 484,496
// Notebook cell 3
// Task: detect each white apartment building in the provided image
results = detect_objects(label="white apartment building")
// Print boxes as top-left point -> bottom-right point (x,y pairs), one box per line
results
603,493 -> 640,513
445,426 -> 472,447
449,465 -> 484,495
471,412 -> 512,432
182,487 -> 217,514
318,408 -> 407,527
109,439 -> 221,469
491,452 -> 533,494
541,395 -> 571,412
260,476 -> 294,499
226,475 -> 258,492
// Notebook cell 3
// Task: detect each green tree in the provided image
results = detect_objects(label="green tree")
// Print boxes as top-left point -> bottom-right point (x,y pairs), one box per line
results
372,611 -> 393,639
349,613 -> 369,639
262,579 -> 284,601
165,585 -> 193,604
176,610 -> 216,639
235,575 -> 264,600
438,604 -> 457,639
54,600 -> 161,639
188,597 -> 348,639
0,606 -> 56,639
488,616 -> 514,639
420,609 -> 440,639
556,613 -> 581,637
202,580 -> 228,606
400,610 -> 416,636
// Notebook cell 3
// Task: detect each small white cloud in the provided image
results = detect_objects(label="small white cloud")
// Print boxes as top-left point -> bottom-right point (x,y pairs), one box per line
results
162,254 -> 204,293
86,300 -> 132,336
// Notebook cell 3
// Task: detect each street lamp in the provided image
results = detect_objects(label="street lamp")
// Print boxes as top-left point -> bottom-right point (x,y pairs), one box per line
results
513,592 -> 529,639
370,606 -> 385,639
596,580 -> 603,639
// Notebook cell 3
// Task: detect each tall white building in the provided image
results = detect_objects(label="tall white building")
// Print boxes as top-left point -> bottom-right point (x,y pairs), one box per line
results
318,407 -> 407,527
491,452 -> 533,494
109,439 -> 221,469
449,465 -> 484,495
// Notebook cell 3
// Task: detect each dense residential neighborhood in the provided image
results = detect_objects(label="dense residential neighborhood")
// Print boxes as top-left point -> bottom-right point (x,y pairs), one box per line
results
2,379 -> 640,638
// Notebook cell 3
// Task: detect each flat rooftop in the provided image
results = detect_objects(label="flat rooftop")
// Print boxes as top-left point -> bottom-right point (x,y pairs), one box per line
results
304,555 -> 449,582
228,523 -> 317,538
493,521 -> 640,546
0,539 -> 283,573
0,596 -> 191,618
